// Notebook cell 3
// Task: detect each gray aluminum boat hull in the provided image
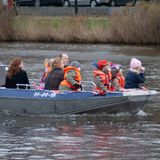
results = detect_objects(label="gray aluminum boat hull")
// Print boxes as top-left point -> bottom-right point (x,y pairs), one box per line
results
0,88 -> 155,115
0,65 -> 158,115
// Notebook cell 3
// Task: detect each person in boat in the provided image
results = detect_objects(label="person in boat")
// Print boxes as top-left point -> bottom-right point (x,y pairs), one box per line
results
125,57 -> 145,89
4,57 -> 30,89
40,58 -> 53,83
93,59 -> 112,94
60,61 -> 82,91
110,64 -> 125,91
59,53 -> 69,68
44,57 -> 64,90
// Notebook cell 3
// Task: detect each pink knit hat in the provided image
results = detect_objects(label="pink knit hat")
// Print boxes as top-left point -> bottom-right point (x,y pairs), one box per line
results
130,57 -> 142,69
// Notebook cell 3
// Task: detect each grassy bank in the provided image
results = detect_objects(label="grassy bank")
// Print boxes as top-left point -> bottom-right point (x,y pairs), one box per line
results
0,2 -> 160,44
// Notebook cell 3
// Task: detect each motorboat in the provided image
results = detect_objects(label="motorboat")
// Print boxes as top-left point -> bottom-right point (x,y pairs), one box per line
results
0,86 -> 158,115
0,64 -> 158,115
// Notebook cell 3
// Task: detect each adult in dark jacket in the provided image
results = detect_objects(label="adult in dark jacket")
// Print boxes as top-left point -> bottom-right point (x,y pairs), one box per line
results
44,57 -> 64,90
5,57 -> 30,89
125,57 -> 145,89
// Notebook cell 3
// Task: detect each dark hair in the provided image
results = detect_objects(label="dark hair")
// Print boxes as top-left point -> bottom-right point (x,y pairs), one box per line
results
7,57 -> 22,78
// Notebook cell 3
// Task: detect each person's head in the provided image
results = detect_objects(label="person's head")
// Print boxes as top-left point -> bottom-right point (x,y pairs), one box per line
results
97,59 -> 110,74
111,64 -> 122,77
7,57 -> 23,78
70,61 -> 81,70
51,57 -> 64,70
130,57 -> 143,72
44,58 -> 50,68
59,53 -> 69,66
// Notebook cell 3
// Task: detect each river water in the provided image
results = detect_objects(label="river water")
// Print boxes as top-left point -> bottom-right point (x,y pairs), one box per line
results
0,43 -> 160,160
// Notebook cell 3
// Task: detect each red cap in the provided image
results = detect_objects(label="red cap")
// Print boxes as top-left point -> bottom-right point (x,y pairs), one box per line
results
97,60 -> 108,70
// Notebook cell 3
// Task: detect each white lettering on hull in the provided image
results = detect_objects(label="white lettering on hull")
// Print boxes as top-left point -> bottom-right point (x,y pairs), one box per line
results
33,92 -> 56,98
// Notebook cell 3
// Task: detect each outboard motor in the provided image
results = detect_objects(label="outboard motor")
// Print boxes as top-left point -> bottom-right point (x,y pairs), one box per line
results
0,65 -> 8,86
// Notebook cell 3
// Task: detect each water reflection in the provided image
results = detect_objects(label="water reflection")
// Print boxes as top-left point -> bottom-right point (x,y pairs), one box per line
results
0,43 -> 160,159
0,114 -> 160,160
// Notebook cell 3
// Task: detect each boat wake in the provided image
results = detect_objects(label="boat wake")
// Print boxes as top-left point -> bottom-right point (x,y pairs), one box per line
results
135,110 -> 149,116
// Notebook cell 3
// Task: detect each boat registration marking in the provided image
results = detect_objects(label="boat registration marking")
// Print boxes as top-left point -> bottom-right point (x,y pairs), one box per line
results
33,92 -> 56,98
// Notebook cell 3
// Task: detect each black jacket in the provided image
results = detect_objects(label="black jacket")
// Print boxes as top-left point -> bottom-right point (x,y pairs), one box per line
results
44,67 -> 64,90
5,69 -> 30,89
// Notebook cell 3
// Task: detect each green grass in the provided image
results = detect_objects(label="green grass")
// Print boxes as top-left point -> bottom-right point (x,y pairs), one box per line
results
86,17 -> 109,30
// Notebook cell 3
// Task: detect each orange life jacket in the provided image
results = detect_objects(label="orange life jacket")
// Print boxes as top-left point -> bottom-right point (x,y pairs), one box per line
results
60,66 -> 81,90
110,73 -> 125,91
93,69 -> 112,91
118,74 -> 125,88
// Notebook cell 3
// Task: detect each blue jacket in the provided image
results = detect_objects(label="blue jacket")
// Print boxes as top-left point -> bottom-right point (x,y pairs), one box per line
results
125,70 -> 145,89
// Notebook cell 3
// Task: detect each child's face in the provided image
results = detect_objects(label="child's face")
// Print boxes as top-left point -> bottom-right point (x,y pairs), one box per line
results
134,66 -> 141,73
44,61 -> 50,68
102,65 -> 110,74
44,59 -> 49,67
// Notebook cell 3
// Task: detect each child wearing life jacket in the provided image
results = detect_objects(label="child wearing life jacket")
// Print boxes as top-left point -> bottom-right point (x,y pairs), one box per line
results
60,61 -> 82,91
110,64 -> 125,91
93,59 -> 112,94
125,57 -> 146,89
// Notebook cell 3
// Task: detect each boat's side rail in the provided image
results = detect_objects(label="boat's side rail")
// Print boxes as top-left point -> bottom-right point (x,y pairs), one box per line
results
16,84 -> 32,89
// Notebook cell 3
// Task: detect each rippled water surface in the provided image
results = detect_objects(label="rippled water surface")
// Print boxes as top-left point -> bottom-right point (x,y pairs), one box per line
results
0,43 -> 160,160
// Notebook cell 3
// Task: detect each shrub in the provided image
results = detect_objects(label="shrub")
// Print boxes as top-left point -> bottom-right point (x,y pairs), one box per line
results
0,2 -> 160,44
108,2 -> 160,44
0,7 -> 16,41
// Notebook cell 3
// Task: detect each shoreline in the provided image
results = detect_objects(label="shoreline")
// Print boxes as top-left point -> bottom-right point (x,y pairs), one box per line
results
1,41 -> 160,46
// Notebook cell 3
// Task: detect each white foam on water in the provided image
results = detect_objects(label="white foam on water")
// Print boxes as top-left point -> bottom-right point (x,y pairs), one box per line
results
136,110 -> 148,116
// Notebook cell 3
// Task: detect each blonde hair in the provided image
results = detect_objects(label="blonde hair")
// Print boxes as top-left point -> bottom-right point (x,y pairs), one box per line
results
51,57 -> 63,69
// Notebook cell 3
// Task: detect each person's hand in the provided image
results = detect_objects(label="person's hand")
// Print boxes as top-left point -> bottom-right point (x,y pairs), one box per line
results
140,86 -> 148,90
119,88 -> 125,92
73,83 -> 82,90
141,67 -> 145,73
98,90 -> 107,96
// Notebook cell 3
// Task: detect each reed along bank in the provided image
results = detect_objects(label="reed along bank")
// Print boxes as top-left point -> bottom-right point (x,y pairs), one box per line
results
0,2 -> 160,45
